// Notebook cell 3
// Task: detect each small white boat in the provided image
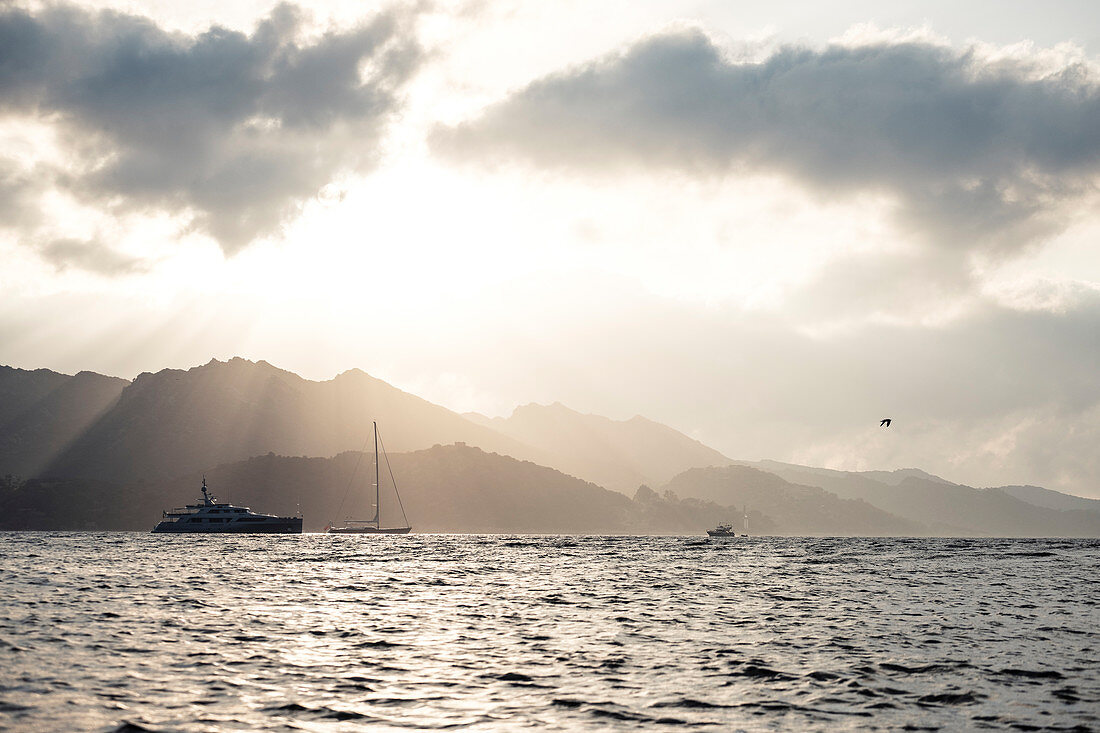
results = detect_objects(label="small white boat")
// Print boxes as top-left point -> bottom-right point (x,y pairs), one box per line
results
707,523 -> 740,537
152,477 -> 302,534
707,507 -> 749,537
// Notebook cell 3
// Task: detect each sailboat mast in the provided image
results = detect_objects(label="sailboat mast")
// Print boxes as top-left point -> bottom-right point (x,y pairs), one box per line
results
374,421 -> 380,527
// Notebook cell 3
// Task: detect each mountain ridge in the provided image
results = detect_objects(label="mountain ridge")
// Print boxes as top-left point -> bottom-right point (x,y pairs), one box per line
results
41,357 -> 541,482
465,401 -> 734,492
1,357 -> 1097,535
0,365 -> 129,479
744,460 -> 1099,536
3,358 -> 737,494
0,444 -> 922,535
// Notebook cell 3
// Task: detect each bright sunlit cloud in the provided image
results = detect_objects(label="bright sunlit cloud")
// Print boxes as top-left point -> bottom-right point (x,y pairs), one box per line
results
3,0 -> 1100,495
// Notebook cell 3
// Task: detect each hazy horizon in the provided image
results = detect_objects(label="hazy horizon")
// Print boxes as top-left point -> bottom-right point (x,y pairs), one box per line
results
3,0 -> 1100,497
5,354 -> 1100,506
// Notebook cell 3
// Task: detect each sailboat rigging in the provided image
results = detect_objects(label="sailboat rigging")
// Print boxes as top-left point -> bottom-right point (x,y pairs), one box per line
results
327,421 -> 412,534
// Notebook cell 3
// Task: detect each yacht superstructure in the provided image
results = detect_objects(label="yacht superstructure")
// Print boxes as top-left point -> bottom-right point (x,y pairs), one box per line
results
152,478 -> 302,534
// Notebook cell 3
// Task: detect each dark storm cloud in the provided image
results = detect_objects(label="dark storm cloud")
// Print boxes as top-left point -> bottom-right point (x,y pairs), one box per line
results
433,31 -> 1100,253
0,1 -> 423,256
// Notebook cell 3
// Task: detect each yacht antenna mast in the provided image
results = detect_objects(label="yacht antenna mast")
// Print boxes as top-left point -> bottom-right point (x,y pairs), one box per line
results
373,421 -> 380,527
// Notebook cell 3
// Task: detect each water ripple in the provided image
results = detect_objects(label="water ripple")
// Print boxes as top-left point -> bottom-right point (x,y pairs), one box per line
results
0,534 -> 1097,731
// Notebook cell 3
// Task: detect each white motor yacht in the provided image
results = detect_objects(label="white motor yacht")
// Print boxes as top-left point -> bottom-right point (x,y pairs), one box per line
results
152,478 -> 302,534
707,523 -> 739,537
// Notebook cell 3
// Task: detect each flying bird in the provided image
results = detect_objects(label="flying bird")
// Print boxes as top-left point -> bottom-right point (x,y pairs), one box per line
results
880,418 -> 892,427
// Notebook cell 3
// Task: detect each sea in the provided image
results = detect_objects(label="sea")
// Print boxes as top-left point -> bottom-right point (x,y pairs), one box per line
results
0,534 -> 1097,732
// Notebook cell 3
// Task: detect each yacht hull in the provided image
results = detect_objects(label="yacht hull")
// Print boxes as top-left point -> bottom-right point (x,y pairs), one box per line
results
327,526 -> 411,534
152,518 -> 303,534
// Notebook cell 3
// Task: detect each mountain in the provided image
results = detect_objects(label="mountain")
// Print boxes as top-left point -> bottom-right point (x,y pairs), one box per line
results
43,358 -> 538,482
2,357 -> 1096,536
464,402 -> 733,492
0,444 -> 700,533
630,484 -> 781,535
998,485 -> 1100,514
9,357 -> 735,497
0,443 -> 938,535
0,366 -> 70,425
748,461 -> 1100,536
849,467 -> 954,486
661,465 -> 921,536
3,443 -> 1096,535
0,366 -> 128,478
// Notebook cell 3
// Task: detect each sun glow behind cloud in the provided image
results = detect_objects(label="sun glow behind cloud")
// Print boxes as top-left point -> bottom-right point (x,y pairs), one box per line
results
9,148 -> 901,324
3,0 -> 1100,495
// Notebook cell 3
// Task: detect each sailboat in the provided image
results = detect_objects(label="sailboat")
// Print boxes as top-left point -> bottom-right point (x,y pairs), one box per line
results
326,421 -> 412,534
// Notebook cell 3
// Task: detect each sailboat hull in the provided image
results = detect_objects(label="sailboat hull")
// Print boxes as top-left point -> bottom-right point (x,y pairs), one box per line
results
327,526 -> 412,534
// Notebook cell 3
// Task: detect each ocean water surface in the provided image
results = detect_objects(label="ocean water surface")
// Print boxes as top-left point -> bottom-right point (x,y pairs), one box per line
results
0,534 -> 1097,731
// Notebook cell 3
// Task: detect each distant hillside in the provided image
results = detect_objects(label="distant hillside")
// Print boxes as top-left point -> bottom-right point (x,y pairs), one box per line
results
43,358 -> 537,482
0,366 -> 70,425
2,357 -> 1096,537
630,484 -> 780,535
852,467 -> 954,486
191,443 -> 638,534
4,358 -> 737,495
0,366 -> 128,478
755,460 -> 955,487
749,461 -> 1100,537
3,444 -> 1097,536
999,485 -> 1100,514
662,465 -> 921,536
1,444 -> 692,533
465,402 -> 733,492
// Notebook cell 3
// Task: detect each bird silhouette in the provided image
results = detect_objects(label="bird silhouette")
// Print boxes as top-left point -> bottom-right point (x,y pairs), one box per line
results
880,418 -> 892,427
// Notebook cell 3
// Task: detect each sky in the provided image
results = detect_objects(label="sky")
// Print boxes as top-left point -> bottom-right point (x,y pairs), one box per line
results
2,0 -> 1100,496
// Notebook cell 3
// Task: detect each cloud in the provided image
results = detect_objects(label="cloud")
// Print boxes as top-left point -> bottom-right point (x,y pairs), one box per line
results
433,30 -> 1100,256
0,1 -> 423,258
0,157 -> 45,229
782,247 -> 978,327
36,238 -> 149,276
